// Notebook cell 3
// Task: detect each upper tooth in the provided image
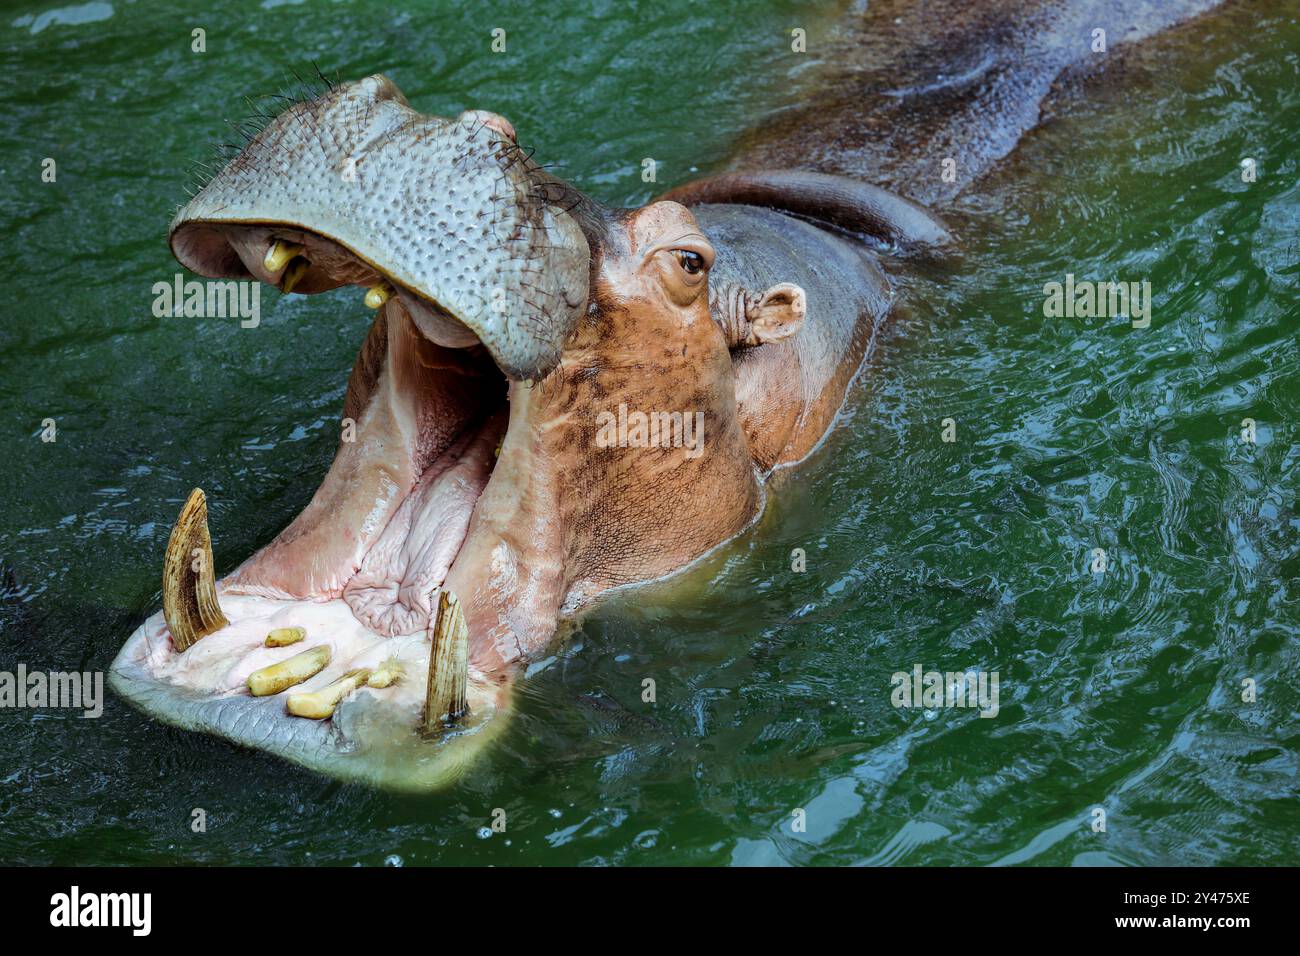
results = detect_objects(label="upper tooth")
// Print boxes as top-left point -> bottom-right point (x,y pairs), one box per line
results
280,258 -> 310,294
364,283 -> 393,309
264,241 -> 303,273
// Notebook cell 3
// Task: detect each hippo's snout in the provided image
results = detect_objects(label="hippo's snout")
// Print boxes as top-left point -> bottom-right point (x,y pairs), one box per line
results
169,74 -> 591,380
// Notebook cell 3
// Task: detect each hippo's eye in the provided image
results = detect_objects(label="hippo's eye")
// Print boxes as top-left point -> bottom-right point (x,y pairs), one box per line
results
675,250 -> 705,275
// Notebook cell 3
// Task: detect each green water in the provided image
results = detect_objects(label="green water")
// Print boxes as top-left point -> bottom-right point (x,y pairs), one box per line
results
1,0 -> 1296,865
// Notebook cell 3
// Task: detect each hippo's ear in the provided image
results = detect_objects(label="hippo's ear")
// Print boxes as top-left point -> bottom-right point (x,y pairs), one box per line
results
748,283 -> 806,344
712,280 -> 806,348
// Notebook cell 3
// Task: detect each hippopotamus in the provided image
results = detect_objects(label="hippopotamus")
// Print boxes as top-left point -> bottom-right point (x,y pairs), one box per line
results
109,0 -> 1221,789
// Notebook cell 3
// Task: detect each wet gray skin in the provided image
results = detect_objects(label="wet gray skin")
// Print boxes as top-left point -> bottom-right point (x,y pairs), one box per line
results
109,73 -> 925,790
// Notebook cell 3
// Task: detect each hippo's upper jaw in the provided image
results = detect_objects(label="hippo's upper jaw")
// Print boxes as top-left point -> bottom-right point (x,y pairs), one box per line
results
170,74 -> 590,380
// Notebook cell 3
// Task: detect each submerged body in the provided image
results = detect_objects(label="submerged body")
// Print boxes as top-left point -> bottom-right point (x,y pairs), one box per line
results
111,0 -> 1223,788
733,0 -> 1224,205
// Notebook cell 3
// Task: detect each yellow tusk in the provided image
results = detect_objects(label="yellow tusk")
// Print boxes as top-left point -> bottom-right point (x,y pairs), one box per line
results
162,488 -> 228,653
286,668 -> 371,719
423,589 -> 469,732
364,283 -> 393,309
263,241 -> 303,273
280,258 -> 310,294
247,645 -> 331,697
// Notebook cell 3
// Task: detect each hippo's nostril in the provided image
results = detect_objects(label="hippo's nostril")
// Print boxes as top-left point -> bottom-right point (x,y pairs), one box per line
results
463,109 -> 516,143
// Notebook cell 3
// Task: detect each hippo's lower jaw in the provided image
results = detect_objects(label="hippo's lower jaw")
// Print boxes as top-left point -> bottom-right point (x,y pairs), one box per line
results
109,308 -> 522,793
111,227 -> 560,790
110,597 -> 514,792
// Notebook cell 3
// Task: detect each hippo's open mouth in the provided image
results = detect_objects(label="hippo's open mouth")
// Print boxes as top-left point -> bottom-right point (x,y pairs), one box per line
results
110,75 -> 596,790
112,230 -> 526,791
176,222 -> 513,639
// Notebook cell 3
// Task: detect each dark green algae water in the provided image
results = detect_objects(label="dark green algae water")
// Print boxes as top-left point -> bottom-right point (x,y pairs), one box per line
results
0,0 -> 1296,865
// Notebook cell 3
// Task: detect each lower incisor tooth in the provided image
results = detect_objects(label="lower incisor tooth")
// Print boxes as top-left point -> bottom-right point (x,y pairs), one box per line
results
287,668 -> 371,719
247,645 -> 331,697
265,626 -> 306,648
367,658 -> 404,688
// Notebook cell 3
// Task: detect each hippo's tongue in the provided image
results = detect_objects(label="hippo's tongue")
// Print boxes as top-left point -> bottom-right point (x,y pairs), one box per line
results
221,293 -> 514,660
168,73 -> 592,381
341,410 -> 506,637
